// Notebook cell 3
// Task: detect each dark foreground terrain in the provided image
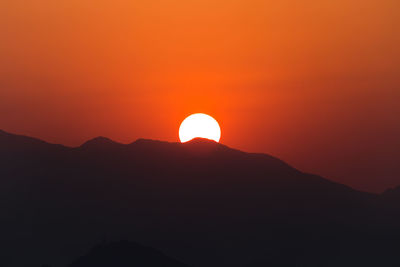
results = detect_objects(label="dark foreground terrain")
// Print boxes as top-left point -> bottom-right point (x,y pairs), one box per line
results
67,241 -> 189,267
1,129 -> 400,267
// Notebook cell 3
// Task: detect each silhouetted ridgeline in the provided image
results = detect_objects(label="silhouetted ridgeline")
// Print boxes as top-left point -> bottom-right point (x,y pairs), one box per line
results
39,241 -> 190,267
0,129 -> 399,267
67,241 -> 189,267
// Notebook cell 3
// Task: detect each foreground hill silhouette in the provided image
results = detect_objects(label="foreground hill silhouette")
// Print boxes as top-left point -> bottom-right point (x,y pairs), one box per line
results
1,129 -> 400,267
68,241 -> 189,267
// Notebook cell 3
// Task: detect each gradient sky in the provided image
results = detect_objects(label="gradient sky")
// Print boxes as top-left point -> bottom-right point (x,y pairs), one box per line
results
1,0 -> 399,192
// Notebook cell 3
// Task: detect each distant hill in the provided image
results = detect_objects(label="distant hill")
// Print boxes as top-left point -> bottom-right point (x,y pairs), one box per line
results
0,129 -> 399,267
68,241 -> 189,267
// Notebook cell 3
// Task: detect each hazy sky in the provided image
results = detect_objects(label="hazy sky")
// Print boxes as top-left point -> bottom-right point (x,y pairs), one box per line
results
1,0 -> 399,192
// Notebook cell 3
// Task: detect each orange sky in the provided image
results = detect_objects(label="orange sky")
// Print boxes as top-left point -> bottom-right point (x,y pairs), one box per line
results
1,0 -> 399,192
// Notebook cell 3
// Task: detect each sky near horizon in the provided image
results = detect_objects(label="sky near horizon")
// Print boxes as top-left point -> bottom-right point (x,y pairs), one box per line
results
1,0 -> 399,192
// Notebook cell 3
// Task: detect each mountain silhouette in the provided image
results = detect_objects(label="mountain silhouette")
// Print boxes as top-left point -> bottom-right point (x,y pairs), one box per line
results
68,240 -> 189,267
0,129 -> 399,267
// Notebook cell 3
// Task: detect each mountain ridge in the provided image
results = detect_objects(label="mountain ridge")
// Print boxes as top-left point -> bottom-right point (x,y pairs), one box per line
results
0,129 -> 398,267
68,241 -> 190,267
0,129 -> 388,196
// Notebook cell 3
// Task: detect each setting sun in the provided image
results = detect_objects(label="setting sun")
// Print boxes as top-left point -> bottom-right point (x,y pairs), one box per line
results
179,113 -> 221,143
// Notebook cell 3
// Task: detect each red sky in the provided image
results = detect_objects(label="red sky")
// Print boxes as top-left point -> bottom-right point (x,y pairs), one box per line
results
1,0 -> 399,192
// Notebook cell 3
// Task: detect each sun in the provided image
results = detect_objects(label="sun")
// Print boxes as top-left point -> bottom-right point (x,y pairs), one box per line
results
179,113 -> 221,143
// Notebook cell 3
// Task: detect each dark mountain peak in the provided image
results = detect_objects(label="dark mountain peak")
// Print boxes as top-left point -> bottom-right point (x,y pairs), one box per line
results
79,136 -> 122,149
181,138 -> 233,155
184,137 -> 219,145
68,240 -> 189,267
129,137 -> 233,157
132,137 -> 223,146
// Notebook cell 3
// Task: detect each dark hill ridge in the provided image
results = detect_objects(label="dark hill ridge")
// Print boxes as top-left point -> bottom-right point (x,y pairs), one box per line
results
68,241 -> 190,267
79,136 -> 121,149
0,129 -> 67,152
0,129 -> 399,267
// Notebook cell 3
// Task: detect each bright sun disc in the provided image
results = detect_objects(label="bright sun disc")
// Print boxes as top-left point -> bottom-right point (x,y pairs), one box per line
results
179,113 -> 221,143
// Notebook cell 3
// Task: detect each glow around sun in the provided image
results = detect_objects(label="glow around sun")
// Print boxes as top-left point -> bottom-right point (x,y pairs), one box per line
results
179,113 -> 221,143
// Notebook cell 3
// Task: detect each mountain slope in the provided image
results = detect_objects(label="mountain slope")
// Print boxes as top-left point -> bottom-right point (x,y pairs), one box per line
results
0,130 -> 397,267
68,241 -> 190,267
